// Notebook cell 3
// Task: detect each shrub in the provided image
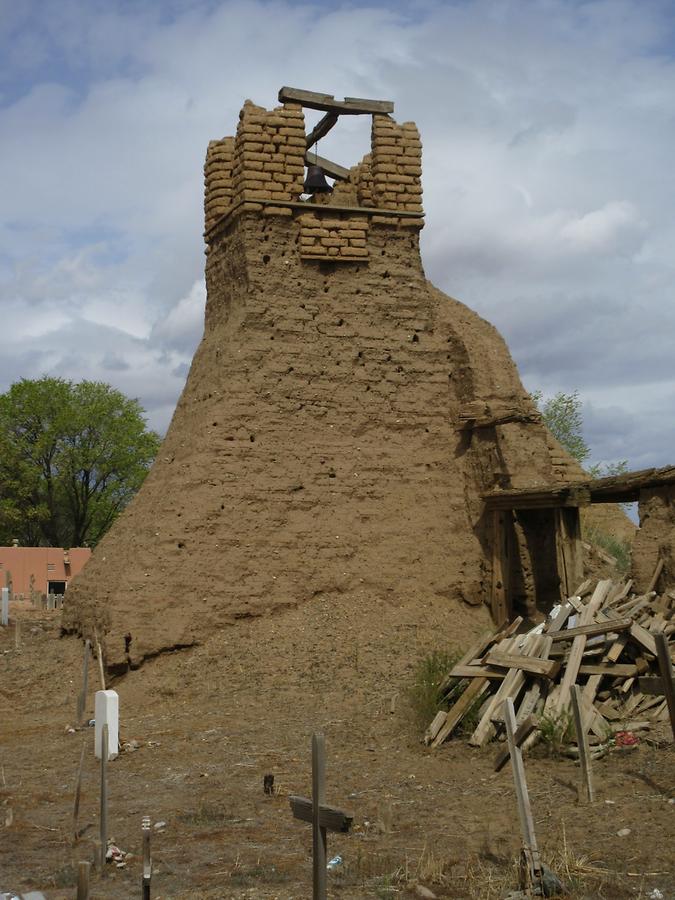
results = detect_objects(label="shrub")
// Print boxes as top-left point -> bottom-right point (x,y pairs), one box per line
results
408,648 -> 462,729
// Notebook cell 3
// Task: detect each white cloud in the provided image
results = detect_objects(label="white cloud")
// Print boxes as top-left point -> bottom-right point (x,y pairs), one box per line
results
0,0 -> 673,469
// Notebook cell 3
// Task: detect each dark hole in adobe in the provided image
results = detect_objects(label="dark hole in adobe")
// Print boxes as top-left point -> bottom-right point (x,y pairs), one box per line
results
221,504 -> 225,510
337,319 -> 344,326
263,254 -> 271,264
177,542 -> 185,549
383,270 -> 390,278
250,435 -> 255,442
412,334 -> 419,343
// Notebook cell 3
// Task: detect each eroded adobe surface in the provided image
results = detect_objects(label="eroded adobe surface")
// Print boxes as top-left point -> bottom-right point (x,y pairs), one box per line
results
63,98 -> 566,669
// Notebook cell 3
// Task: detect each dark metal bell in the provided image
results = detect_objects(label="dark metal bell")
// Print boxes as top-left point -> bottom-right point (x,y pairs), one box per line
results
303,164 -> 333,194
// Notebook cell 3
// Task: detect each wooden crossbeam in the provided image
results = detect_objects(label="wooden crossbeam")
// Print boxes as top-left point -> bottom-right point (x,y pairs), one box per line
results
289,796 -> 353,833
306,113 -> 339,148
303,151 -> 350,181
279,86 -> 394,114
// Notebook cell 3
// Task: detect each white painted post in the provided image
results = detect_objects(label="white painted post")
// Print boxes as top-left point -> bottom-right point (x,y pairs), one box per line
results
95,690 -> 119,760
1,587 -> 9,627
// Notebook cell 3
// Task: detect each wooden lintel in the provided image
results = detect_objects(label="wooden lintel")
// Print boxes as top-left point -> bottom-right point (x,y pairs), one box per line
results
279,86 -> 394,115
289,796 -> 353,833
484,486 -> 591,511
306,113 -> 339,148
303,151 -> 350,181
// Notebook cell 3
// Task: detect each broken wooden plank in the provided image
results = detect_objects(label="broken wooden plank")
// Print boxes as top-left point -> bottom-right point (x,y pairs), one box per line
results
577,663 -> 638,677
549,618 -> 631,641
637,675 -> 673,696
655,632 -> 675,739
448,664 -> 506,679
629,621 -> 658,657
279,86 -> 394,114
469,636 -> 542,747
424,710 -> 448,745
557,580 -> 613,714
438,616 -> 523,695
485,651 -> 560,679
647,558 -> 665,593
431,677 -> 490,748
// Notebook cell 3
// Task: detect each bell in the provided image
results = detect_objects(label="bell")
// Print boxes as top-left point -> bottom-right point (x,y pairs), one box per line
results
303,164 -> 333,194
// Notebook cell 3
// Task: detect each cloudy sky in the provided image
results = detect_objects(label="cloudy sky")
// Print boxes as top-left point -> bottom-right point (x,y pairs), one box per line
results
1,0 -> 673,470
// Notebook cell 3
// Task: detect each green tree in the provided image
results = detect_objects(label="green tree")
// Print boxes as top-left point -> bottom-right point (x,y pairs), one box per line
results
0,377 -> 160,547
532,389 -> 628,477
531,389 -> 591,464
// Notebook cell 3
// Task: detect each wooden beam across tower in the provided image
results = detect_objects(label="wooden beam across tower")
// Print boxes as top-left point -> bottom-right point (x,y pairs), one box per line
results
279,86 -> 394,115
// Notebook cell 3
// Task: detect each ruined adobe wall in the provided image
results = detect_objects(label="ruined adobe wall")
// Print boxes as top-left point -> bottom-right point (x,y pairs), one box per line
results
632,486 -> 674,591
63,99 -> 567,671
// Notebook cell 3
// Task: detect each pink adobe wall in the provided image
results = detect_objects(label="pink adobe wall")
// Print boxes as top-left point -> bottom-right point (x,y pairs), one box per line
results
0,547 -> 91,596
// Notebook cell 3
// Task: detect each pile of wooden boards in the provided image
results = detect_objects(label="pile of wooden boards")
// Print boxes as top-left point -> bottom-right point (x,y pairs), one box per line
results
425,578 -> 675,754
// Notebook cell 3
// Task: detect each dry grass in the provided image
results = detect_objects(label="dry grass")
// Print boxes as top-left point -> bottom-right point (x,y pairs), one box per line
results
328,825 -> 656,899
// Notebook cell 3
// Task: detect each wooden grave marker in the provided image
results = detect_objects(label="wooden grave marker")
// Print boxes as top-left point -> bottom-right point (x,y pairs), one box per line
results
289,733 -> 353,900
503,698 -> 544,894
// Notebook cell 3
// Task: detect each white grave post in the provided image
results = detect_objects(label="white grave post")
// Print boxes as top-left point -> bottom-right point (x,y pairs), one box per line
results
94,690 -> 119,760
1,587 -> 8,627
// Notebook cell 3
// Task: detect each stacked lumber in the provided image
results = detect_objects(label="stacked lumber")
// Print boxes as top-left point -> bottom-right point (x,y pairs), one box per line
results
425,579 -> 675,753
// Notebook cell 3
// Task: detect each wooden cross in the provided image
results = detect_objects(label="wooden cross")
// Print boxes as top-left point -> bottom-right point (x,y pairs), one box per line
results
289,733 -> 353,900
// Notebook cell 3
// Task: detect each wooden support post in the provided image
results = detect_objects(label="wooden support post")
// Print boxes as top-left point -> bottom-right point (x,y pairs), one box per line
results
570,685 -> 594,802
503,698 -> 543,894
76,860 -> 90,899
100,723 -> 108,874
77,639 -> 90,726
14,618 -> 20,650
655,633 -> 675,740
142,815 -> 152,900
312,733 -> 327,900
491,510 -> 509,625
73,738 -> 86,843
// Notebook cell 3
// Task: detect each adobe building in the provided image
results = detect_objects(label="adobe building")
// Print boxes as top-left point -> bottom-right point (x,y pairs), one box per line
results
62,88 -> 670,672
0,545 -> 91,598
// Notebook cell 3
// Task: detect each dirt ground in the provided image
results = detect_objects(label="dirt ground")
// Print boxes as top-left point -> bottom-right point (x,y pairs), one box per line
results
2,596 -> 673,899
